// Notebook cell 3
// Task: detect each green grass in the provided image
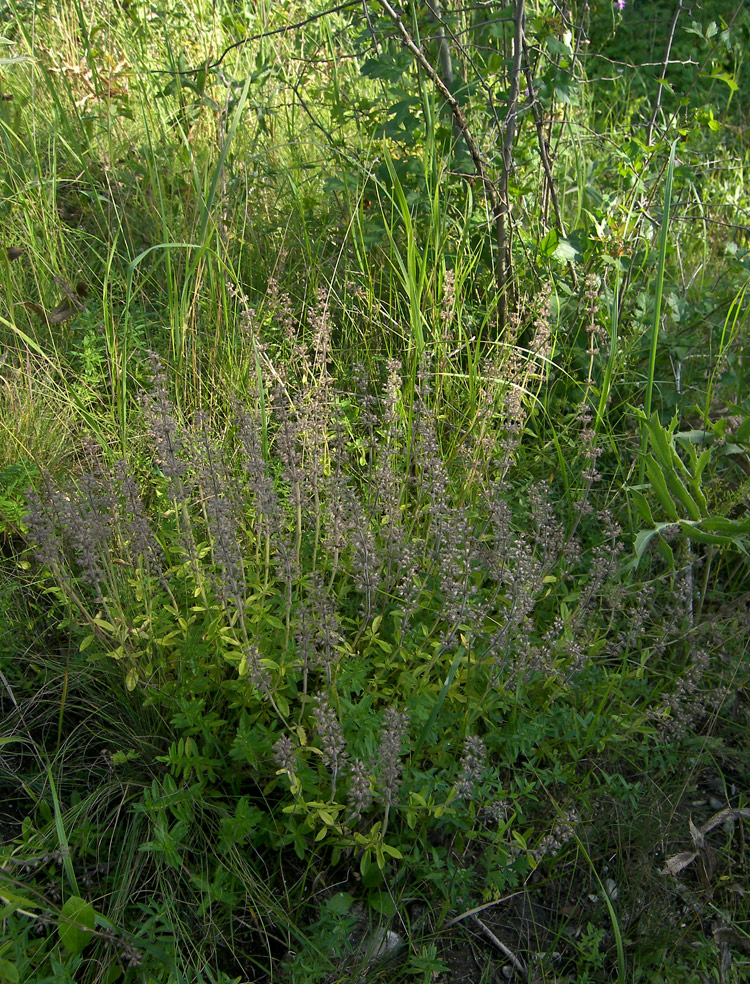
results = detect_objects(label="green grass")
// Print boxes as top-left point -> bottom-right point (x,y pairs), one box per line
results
1,1 -> 749,982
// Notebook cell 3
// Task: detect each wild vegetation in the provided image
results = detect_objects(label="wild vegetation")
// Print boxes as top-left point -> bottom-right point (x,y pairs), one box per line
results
0,0 -> 749,981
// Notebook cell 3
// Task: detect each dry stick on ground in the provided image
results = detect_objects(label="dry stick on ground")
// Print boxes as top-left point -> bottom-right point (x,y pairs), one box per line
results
442,890 -> 527,930
470,914 -> 527,976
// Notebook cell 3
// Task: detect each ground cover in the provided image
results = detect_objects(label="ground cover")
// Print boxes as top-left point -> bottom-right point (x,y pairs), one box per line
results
0,1 -> 749,981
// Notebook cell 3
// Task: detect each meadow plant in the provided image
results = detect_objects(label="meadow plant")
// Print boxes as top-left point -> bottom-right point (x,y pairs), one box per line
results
455,736 -> 487,802
4,0 -> 750,979
13,300 -> 747,982
311,692 -> 348,797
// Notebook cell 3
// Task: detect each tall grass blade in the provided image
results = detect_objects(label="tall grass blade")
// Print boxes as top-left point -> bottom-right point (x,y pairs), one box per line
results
44,762 -> 80,897
639,140 -> 677,483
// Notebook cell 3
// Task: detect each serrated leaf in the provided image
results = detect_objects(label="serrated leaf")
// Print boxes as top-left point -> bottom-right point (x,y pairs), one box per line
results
708,70 -> 738,92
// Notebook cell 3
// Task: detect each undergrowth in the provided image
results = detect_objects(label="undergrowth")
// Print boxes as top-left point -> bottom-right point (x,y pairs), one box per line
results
1,0 -> 750,982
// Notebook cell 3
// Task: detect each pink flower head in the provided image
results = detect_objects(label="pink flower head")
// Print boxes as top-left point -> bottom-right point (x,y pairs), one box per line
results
615,0 -> 626,9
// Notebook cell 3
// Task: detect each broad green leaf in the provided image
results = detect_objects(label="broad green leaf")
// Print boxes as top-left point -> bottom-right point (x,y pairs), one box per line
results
370,891 -> 396,916
538,228 -> 559,258
325,892 -> 354,916
707,70 -> 739,92
553,238 -> 579,262
59,896 -> 95,955
0,958 -> 20,983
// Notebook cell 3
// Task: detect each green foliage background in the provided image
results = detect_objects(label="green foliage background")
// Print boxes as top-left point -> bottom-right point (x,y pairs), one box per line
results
0,0 -> 749,982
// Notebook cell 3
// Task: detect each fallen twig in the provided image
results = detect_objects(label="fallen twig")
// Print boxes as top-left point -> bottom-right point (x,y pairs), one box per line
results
470,913 -> 526,976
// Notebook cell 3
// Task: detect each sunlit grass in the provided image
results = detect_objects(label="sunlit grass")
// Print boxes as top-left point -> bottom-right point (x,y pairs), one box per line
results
1,1 -> 749,982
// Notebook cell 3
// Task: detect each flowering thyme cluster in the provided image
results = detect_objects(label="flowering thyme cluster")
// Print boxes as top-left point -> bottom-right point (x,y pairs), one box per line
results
377,707 -> 410,810
311,692 -> 348,796
455,736 -> 487,801
532,808 -> 580,864
347,759 -> 374,822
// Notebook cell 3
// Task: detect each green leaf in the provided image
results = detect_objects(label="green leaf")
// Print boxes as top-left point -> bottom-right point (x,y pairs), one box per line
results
380,842 -> 403,859
706,70 -> 738,92
629,528 -> 662,569
553,238 -> 579,263
276,694 -> 290,717
656,537 -> 675,568
360,56 -> 409,83
663,468 -> 701,521
0,958 -> 20,983
538,228 -> 559,258
700,516 -> 750,535
644,456 -> 679,521
370,891 -> 396,916
360,849 -> 371,878
59,896 -> 95,955
325,892 -> 354,916
679,524 -> 733,548
629,489 -> 654,526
